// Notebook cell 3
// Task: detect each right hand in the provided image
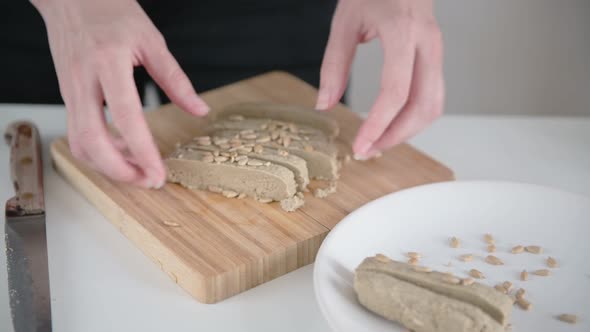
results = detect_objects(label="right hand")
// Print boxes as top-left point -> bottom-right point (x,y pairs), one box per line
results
33,0 -> 209,188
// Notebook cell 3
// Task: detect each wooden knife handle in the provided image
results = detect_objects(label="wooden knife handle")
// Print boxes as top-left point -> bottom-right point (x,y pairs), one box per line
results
4,121 -> 45,215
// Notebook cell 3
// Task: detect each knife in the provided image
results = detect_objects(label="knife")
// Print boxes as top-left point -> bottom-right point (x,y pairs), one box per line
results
4,121 -> 52,332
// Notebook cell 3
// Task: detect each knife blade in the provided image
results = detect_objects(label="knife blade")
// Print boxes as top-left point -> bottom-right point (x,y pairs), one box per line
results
4,121 -> 52,332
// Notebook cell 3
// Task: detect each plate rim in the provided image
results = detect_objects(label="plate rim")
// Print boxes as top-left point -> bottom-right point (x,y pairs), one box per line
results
312,179 -> 590,331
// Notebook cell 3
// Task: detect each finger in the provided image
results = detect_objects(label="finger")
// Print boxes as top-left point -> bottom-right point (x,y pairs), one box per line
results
68,75 -> 144,184
141,35 -> 209,116
353,27 -> 416,157
370,32 -> 444,154
98,54 -> 166,188
316,6 -> 359,111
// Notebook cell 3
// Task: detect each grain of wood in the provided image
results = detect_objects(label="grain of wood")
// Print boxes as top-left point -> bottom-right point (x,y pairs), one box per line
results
49,71 -> 454,304
163,221 -> 181,227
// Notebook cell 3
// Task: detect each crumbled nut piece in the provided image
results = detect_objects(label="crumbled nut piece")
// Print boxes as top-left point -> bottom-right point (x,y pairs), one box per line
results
516,297 -> 532,311
511,245 -> 525,254
532,269 -> 550,276
461,278 -> 475,286
247,160 -> 264,166
546,256 -> 558,268
459,254 -> 473,262
374,253 -> 392,263
407,252 -> 421,259
413,266 -> 432,273
450,237 -> 460,248
556,314 -> 577,324
515,288 -> 526,299
525,245 -> 542,254
222,190 -> 239,198
495,284 -> 508,294
520,270 -> 529,281
485,255 -> 504,265
469,269 -> 485,279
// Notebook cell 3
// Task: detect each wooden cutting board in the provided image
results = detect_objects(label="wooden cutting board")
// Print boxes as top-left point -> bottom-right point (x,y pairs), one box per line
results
50,71 -> 453,303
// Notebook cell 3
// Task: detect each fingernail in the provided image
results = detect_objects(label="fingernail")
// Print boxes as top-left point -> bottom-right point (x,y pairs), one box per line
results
190,95 -> 210,115
353,153 -> 369,161
140,177 -> 154,189
154,177 -> 166,189
145,168 -> 164,189
315,89 -> 331,111
355,140 -> 372,156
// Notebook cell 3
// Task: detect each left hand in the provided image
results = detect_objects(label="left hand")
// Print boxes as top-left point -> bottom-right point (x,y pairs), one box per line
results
316,0 -> 444,159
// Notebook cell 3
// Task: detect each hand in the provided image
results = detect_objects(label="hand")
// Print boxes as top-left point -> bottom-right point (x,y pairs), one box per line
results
33,0 -> 209,188
316,0 -> 444,159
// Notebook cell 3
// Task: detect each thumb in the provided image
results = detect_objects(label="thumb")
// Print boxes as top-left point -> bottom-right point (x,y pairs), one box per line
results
316,12 -> 359,111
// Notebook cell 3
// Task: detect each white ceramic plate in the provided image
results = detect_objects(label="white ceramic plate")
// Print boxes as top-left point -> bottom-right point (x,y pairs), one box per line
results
314,181 -> 590,332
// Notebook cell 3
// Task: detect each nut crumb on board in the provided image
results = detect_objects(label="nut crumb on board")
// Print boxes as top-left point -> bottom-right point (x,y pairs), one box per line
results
520,270 -> 529,281
162,221 -> 181,227
487,244 -> 496,253
450,236 -> 460,248
408,257 -> 419,265
313,182 -> 337,198
484,233 -> 495,244
515,288 -> 526,299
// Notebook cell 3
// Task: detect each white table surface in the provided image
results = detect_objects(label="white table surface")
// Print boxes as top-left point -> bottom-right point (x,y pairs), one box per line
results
1,104 -> 589,332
